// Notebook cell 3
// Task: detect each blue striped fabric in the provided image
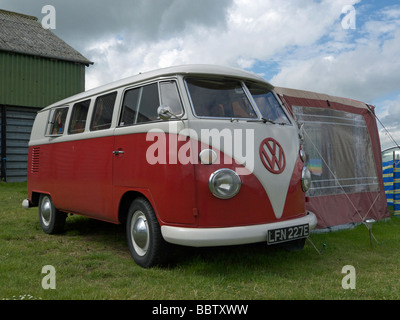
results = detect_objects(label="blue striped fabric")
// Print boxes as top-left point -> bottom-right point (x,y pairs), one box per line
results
383,160 -> 394,206
394,161 -> 400,216
383,159 -> 400,216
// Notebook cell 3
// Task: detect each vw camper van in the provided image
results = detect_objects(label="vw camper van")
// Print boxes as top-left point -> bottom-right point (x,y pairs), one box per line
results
23,65 -> 317,268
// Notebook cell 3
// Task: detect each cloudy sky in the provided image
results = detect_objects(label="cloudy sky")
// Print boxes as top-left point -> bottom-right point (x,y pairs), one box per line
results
2,0 -> 400,149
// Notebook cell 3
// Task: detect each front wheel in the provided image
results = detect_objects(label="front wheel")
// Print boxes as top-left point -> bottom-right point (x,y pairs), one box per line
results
38,194 -> 67,234
126,197 -> 171,268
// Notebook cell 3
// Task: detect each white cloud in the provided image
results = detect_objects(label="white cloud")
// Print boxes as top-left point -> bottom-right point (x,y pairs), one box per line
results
270,3 -> 400,102
376,93 -> 400,150
84,0 -> 361,89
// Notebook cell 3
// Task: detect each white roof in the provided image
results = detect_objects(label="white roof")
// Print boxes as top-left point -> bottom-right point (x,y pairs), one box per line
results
42,64 -> 271,111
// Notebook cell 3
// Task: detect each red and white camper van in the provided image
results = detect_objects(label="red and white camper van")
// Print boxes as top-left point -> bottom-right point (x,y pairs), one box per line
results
23,65 -> 317,267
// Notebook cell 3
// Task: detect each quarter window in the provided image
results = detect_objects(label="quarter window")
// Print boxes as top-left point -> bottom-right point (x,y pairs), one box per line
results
48,107 -> 68,135
90,92 -> 116,131
160,81 -> 183,116
69,100 -> 91,134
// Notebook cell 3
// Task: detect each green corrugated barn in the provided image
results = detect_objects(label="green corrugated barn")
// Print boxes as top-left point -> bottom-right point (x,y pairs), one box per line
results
0,9 -> 93,182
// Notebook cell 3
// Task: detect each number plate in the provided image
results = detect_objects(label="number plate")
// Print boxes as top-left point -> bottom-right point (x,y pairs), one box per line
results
267,224 -> 309,245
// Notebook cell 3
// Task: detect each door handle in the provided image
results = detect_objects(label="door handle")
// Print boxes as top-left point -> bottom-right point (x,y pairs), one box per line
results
113,150 -> 125,155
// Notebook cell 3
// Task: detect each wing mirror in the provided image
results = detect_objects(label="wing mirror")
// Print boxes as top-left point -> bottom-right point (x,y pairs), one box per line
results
157,105 -> 183,121
157,105 -> 173,120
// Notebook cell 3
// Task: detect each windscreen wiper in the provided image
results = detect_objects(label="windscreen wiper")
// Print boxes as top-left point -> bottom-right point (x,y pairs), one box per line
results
247,117 -> 287,125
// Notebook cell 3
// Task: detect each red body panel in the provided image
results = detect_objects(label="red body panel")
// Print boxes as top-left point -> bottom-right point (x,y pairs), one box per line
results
28,137 -> 114,221
113,133 -> 197,225
28,133 -> 306,228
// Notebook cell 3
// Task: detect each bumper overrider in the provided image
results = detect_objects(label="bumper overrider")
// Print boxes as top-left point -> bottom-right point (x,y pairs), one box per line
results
161,211 -> 317,247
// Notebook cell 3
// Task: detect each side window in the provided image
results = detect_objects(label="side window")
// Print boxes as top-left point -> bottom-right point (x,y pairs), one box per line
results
119,83 -> 160,126
136,83 -> 159,123
120,87 -> 140,126
90,92 -> 117,131
160,81 -> 183,115
48,107 -> 68,135
68,100 -> 90,134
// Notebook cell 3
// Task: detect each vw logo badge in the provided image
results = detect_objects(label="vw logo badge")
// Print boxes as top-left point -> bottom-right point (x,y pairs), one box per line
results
260,138 -> 286,174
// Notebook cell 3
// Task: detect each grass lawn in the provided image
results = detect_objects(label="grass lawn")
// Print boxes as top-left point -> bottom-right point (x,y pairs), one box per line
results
0,182 -> 399,300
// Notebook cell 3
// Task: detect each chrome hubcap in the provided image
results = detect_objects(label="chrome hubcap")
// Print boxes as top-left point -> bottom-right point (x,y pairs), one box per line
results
40,196 -> 52,227
131,211 -> 149,256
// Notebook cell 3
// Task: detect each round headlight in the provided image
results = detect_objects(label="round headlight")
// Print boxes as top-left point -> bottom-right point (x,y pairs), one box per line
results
209,169 -> 242,199
301,166 -> 312,192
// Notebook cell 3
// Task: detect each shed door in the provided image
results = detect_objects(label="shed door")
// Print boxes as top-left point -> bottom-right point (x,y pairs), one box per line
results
0,105 -> 37,182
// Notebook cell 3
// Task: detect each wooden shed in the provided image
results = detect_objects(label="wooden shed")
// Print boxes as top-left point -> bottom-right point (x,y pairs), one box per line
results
0,9 -> 93,182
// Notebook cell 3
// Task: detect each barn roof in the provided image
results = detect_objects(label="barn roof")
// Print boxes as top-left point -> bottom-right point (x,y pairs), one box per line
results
0,9 -> 93,66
